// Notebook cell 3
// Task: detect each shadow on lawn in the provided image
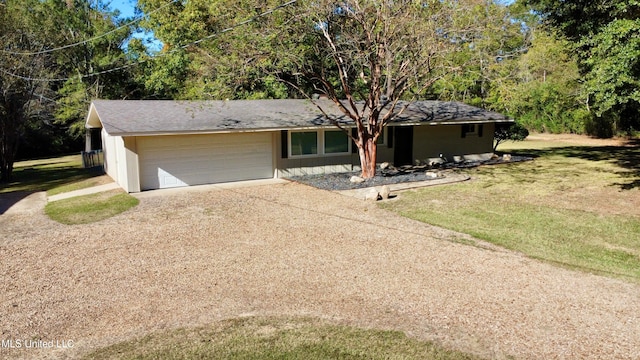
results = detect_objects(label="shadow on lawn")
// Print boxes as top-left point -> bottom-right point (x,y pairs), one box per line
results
0,165 -> 104,194
508,139 -> 640,190
0,165 -> 104,214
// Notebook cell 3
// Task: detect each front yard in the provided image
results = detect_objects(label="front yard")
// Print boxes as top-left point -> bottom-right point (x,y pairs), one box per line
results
1,135 -> 639,359
381,134 -> 640,281
1,155 -> 138,224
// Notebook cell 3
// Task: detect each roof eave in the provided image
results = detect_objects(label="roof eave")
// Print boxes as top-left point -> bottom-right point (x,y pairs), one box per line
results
393,119 -> 514,126
106,126 -> 336,137
106,118 -> 514,137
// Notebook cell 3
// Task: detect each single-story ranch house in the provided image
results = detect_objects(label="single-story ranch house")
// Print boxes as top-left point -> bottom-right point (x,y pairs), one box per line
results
85,99 -> 512,192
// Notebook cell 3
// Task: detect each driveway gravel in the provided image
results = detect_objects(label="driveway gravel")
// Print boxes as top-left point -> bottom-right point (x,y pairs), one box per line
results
1,182 -> 639,359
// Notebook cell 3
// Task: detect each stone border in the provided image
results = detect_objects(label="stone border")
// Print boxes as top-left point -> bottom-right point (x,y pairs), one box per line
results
336,172 -> 471,200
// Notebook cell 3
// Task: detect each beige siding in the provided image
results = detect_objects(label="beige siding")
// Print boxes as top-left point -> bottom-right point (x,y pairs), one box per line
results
114,136 -> 128,190
104,130 -> 125,190
101,130 -> 140,192
412,123 -> 495,164
101,128 -> 118,181
122,137 -> 141,193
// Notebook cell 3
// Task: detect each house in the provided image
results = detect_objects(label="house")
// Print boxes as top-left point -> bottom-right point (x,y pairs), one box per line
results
85,99 -> 513,192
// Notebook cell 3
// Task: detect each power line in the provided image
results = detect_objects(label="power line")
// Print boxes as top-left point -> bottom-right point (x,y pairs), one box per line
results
0,0 -> 178,56
0,0 -> 298,83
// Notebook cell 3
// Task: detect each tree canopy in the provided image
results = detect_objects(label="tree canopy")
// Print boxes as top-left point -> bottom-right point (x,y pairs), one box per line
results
526,0 -> 640,135
138,0 -> 528,177
1,0 -> 637,179
0,0 -> 141,181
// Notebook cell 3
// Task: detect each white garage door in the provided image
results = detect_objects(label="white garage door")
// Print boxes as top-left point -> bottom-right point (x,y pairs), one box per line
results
138,132 -> 273,190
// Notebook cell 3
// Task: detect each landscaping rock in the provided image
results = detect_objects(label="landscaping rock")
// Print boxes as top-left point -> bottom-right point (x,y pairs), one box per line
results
379,162 -> 390,170
425,171 -> 439,179
288,156 -> 532,191
365,188 -> 380,201
503,154 -> 512,161
379,185 -> 391,200
350,175 -> 365,183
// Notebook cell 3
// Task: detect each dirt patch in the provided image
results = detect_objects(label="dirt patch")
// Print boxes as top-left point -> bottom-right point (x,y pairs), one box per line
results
1,182 -> 639,359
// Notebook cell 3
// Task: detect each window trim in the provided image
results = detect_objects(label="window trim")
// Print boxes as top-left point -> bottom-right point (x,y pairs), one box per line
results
288,130 -> 319,158
465,124 -> 478,136
461,124 -> 480,138
288,129 -> 352,158
323,129 -> 352,155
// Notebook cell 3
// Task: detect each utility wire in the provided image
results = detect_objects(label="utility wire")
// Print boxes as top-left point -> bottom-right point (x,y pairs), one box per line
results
0,0 -> 298,83
0,0 -> 178,56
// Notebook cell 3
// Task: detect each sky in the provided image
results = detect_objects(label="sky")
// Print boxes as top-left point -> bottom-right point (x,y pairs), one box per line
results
108,0 -> 164,51
109,0 -> 137,19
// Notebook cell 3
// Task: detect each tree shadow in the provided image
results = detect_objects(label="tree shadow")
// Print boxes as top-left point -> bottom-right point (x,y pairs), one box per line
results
0,191 -> 34,214
1,165 -> 104,194
507,139 -> 640,190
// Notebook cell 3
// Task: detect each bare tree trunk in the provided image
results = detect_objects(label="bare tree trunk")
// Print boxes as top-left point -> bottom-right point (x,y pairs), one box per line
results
0,129 -> 17,183
357,136 -> 377,179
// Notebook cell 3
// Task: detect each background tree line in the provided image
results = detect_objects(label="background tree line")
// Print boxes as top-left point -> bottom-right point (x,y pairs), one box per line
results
1,0 -> 638,181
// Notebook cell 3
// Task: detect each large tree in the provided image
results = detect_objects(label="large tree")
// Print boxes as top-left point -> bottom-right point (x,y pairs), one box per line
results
1,0 -> 144,178
38,0 -> 139,138
429,1 -> 529,108
525,0 -> 640,135
0,1 -> 55,182
141,0 -> 516,178
490,29 -> 587,133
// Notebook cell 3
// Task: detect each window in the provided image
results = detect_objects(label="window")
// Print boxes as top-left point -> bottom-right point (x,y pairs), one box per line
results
461,124 -> 483,138
290,131 -> 318,156
287,129 -> 352,158
324,130 -> 350,154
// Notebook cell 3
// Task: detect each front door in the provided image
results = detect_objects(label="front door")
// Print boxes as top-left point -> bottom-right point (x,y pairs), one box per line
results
393,126 -> 413,166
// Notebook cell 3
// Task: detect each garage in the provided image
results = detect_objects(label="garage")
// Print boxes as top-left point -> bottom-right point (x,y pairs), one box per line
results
138,132 -> 273,190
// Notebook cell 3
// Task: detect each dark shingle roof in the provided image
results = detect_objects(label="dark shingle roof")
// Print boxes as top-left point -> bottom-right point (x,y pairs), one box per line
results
86,99 -> 512,136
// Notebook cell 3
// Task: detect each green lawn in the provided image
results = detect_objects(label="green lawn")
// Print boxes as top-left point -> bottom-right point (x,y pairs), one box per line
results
3,154 -> 139,224
1,154 -> 106,194
45,189 -> 139,225
82,317 -> 481,360
381,137 -> 640,281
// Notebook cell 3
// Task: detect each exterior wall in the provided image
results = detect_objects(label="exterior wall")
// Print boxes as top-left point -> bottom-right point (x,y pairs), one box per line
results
114,136 -> 128,190
102,122 -> 498,191
101,129 -> 141,192
274,129 -> 394,177
101,128 -> 118,182
413,123 -> 495,164
122,137 -> 141,193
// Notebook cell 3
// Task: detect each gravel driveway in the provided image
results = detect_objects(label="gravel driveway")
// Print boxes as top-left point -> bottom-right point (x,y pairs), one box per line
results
1,182 -> 639,359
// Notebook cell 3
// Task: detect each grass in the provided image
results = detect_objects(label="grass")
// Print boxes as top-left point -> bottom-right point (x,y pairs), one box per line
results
46,173 -> 113,196
2,154 -> 137,224
45,189 -> 139,225
381,137 -> 640,281
0,154 -> 105,195
82,316 -> 480,360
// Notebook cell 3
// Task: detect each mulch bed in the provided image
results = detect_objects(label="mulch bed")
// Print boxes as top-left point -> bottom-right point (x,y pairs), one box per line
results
286,156 -> 533,191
